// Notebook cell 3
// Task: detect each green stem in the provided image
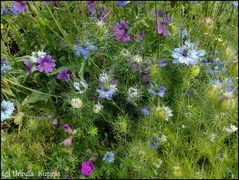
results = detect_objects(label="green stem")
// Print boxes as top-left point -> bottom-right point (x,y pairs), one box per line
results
2,77 -> 62,98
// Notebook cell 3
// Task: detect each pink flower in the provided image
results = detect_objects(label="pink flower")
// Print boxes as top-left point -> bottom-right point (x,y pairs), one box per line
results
64,138 -> 72,146
81,160 -> 94,176
52,119 -> 59,125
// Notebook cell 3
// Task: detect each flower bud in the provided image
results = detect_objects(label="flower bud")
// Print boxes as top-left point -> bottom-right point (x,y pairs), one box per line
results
154,106 -> 166,120
150,65 -> 161,80
173,166 -> 182,177
204,85 -> 220,99
189,65 -> 200,78
228,60 -> 238,77
216,96 -> 236,112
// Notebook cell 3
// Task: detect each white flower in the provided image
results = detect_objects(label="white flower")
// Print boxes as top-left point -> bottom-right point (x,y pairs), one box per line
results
132,54 -> 143,63
224,124 -> 238,133
30,50 -> 47,63
99,73 -> 109,84
159,134 -> 167,142
71,98 -> 83,108
93,102 -> 103,113
127,87 -> 139,99
163,106 -> 173,121
37,50 -> 47,57
210,133 -> 217,142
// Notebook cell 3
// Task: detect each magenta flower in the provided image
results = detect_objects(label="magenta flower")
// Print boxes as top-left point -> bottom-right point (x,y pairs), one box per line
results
64,138 -> 72,146
56,68 -> 71,82
113,20 -> 130,43
23,60 -> 33,76
63,124 -> 72,134
12,1 -> 26,15
81,160 -> 94,176
36,55 -> 56,74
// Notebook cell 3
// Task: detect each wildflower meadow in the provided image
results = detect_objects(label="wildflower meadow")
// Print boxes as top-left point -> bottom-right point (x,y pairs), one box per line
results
1,1 -> 238,179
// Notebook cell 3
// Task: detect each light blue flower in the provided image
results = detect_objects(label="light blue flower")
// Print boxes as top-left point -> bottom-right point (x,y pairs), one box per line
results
1,60 -> 12,75
158,86 -> 166,97
97,85 -> 117,100
233,1 -> 238,8
141,106 -> 150,116
149,84 -> 166,97
74,41 -> 96,60
181,28 -> 188,39
172,41 -> 206,65
116,1 -> 130,7
73,80 -> 88,94
103,151 -> 115,163
1,100 -> 15,121
85,41 -> 97,51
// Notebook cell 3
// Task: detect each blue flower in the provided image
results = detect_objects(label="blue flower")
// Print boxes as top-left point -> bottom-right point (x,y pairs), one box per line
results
116,1 -> 130,7
103,151 -> 115,163
149,84 -> 166,97
1,60 -> 12,75
1,100 -> 15,121
150,143 -> 157,149
156,58 -> 168,67
97,85 -> 117,100
140,106 -> 150,116
1,8 -> 10,15
172,41 -> 206,65
186,89 -> 193,96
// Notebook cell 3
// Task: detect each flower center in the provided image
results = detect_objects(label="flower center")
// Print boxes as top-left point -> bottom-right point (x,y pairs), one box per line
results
182,49 -> 188,57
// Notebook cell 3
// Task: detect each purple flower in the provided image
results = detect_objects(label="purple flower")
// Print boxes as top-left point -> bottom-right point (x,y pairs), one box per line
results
11,1 -> 26,15
153,10 -> 172,37
113,20 -> 130,43
141,75 -> 148,83
45,1 -> 60,7
132,64 -> 140,72
86,1 -> 96,14
23,60 -> 33,76
96,8 -> 109,22
81,160 -> 94,176
141,106 -> 150,116
36,55 -> 56,74
57,68 -> 71,82
135,32 -> 144,42
116,1 -> 130,7
157,21 -> 170,37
